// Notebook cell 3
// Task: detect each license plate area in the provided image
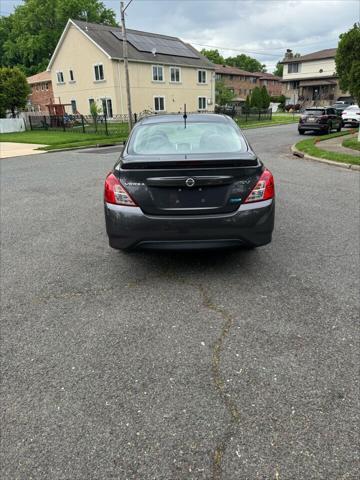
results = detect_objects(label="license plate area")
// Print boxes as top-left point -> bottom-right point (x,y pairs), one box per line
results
151,185 -> 228,209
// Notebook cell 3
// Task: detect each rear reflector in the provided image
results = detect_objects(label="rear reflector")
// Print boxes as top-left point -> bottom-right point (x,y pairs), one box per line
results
244,169 -> 275,203
104,173 -> 137,206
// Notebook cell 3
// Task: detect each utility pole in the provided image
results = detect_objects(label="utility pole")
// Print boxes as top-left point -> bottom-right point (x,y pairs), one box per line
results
121,1 -> 133,130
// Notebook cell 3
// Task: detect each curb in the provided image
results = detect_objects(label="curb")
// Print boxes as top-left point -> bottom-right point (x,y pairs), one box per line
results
291,144 -> 360,171
38,142 -> 124,153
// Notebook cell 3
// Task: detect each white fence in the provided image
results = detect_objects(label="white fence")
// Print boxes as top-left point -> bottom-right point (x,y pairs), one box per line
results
0,118 -> 26,133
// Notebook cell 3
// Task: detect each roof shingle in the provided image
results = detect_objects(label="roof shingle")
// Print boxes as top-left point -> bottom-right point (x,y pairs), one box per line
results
282,48 -> 337,64
27,71 -> 51,84
72,20 -> 214,69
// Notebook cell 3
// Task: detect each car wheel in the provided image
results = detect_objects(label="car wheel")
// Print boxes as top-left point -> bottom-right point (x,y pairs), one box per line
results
326,124 -> 332,134
298,129 -> 305,135
337,123 -> 342,132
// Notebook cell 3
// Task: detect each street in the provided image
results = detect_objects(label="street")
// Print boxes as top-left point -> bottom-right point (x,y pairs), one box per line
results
1,124 -> 359,479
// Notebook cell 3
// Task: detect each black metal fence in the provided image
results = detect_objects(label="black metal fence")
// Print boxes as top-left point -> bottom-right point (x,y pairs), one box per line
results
27,108 -> 273,135
28,114 -> 132,136
215,105 -> 273,122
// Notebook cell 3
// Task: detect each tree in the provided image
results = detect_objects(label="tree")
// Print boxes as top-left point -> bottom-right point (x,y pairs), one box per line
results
260,85 -> 271,109
0,0 -> 116,75
0,67 -> 30,117
250,86 -> 262,108
200,49 -> 225,65
226,54 -> 266,72
273,61 -> 283,77
335,23 -> 360,105
90,100 -> 102,132
348,61 -> 360,106
215,81 -> 235,105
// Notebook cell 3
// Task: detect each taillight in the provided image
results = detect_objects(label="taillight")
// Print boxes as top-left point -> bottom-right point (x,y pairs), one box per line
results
104,173 -> 137,206
244,169 -> 275,203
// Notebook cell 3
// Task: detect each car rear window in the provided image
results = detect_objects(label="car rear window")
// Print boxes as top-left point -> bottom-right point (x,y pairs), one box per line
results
305,109 -> 325,116
128,121 -> 247,155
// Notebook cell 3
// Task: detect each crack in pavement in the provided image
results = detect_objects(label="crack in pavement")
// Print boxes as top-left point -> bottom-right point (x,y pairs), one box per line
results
197,285 -> 240,480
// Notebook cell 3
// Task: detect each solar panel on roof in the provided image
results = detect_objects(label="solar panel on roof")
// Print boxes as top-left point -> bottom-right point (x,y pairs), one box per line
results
111,31 -> 199,59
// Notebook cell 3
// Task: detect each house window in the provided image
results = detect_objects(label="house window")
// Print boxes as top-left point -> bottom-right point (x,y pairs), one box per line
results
94,64 -> 104,81
152,65 -> 164,82
101,98 -> 113,118
288,63 -> 300,73
56,71 -> 64,83
198,97 -> 207,110
170,66 -> 181,83
69,69 -> 75,82
71,100 -> 77,114
198,70 -> 207,84
45,82 -> 49,91
154,96 -> 165,112
89,98 -> 95,112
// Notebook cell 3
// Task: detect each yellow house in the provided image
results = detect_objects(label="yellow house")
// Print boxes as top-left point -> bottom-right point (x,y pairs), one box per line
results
47,19 -> 215,117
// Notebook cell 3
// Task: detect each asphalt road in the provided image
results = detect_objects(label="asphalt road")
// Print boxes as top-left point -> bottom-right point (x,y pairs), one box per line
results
1,124 -> 359,479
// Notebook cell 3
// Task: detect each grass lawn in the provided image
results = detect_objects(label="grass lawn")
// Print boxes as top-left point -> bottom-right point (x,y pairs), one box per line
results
0,128 -> 128,151
295,130 -> 359,166
237,114 -> 299,129
342,137 -> 360,151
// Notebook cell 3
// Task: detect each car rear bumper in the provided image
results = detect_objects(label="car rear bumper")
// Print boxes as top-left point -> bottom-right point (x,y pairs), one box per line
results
298,123 -> 328,131
342,118 -> 359,125
104,199 -> 275,250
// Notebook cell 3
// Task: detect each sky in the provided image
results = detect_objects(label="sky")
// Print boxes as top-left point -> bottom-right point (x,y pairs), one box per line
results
1,0 -> 359,71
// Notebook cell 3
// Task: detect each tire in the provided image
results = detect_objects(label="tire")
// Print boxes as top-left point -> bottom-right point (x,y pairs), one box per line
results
326,124 -> 332,135
337,123 -> 342,132
298,129 -> 305,135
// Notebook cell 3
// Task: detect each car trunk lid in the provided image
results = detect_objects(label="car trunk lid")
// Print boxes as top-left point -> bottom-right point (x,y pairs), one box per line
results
118,153 -> 262,215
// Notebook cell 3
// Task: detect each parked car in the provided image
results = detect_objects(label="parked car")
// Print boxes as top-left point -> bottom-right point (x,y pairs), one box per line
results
341,105 -> 360,127
330,102 -> 350,114
104,114 -> 275,251
298,107 -> 342,135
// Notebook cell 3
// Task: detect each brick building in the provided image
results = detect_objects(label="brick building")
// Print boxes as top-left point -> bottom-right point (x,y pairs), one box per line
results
256,72 -> 283,96
27,71 -> 54,112
214,65 -> 283,101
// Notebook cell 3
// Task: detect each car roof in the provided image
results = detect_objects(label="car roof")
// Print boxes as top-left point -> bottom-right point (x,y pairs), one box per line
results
137,113 -> 232,125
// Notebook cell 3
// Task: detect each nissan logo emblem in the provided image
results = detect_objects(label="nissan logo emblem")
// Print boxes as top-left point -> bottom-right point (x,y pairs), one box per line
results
185,177 -> 195,188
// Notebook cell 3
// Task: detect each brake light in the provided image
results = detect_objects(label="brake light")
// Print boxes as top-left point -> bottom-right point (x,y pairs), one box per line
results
244,169 -> 275,203
104,173 -> 137,206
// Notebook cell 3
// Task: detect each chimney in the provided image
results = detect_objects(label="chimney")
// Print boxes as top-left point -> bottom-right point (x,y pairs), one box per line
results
284,49 -> 293,59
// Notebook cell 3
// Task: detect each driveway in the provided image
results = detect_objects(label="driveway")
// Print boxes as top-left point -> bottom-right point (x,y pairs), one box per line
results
0,142 -> 46,158
1,124 -> 359,479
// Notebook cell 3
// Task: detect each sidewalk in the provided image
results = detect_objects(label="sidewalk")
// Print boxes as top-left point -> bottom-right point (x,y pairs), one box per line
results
318,133 -> 359,157
0,142 -> 46,159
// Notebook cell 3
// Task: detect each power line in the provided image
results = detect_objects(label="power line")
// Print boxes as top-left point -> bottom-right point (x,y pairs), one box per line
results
189,38 -> 337,58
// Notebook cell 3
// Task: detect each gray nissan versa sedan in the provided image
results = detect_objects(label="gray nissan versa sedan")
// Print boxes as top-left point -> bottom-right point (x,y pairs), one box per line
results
104,114 -> 275,250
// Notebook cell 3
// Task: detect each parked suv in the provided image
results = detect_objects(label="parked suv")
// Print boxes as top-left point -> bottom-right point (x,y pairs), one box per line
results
298,107 -> 342,135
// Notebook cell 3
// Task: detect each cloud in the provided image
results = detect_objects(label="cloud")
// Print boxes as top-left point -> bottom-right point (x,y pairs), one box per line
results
3,0 -> 359,71
124,0 -> 359,70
